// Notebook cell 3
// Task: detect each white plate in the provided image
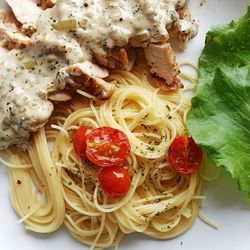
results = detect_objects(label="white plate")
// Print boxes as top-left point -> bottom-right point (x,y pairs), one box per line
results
0,1 -> 250,250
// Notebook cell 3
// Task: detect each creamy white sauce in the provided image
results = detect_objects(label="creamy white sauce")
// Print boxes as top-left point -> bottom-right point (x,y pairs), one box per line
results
35,0 -> 197,61
0,0 -> 198,149
0,47 -> 67,149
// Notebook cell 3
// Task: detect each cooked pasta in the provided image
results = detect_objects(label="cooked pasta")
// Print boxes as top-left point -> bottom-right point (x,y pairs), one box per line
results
0,67 -> 210,249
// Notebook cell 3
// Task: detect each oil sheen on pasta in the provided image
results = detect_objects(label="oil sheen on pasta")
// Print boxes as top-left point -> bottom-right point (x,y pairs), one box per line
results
0,0 -> 198,149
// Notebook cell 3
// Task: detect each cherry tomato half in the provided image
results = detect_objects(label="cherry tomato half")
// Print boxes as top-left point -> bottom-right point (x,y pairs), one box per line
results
99,166 -> 131,198
168,136 -> 202,175
72,126 -> 92,157
85,127 -> 130,168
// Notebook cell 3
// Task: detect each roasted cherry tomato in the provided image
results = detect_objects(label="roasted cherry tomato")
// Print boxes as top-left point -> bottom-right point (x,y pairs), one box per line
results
85,127 -> 130,168
72,126 -> 92,157
168,136 -> 202,174
99,166 -> 131,198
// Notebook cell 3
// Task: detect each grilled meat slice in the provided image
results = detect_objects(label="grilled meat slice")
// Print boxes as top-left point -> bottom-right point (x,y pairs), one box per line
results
169,1 -> 198,46
0,10 -> 31,50
144,43 -> 182,90
4,0 -> 42,35
68,62 -> 113,100
94,47 -> 136,71
55,62 -> 113,100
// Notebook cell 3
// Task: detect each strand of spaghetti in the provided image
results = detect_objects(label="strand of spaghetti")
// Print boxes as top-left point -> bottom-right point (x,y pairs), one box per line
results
90,99 -> 103,126
78,117 -> 99,128
151,215 -> 181,232
17,203 -> 41,223
198,211 -> 219,229
177,173 -> 200,216
90,202 -> 107,249
29,128 -> 65,232
192,195 -> 206,200
51,124 -> 70,139
179,60 -> 198,70
61,171 -> 101,211
144,198 -> 200,239
9,166 -> 52,231
61,184 -> 103,216
77,89 -> 98,100
0,155 -> 33,168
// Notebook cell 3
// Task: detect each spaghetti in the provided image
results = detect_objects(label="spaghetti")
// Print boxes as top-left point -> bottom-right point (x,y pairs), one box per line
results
1,67 -> 208,249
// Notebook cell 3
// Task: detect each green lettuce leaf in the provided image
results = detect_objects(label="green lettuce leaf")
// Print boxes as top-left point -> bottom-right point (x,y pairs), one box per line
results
187,6 -> 250,192
205,6 -> 250,43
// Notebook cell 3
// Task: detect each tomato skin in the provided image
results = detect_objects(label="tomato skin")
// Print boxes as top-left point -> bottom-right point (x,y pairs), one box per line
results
168,136 -> 202,175
99,166 -> 131,198
85,127 -> 130,168
72,126 -> 92,157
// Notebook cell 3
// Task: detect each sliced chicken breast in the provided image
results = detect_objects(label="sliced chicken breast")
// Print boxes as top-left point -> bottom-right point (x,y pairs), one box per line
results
0,10 -> 31,50
54,62 -> 114,100
169,2 -> 198,46
94,47 -> 136,71
144,43 -> 182,90
4,0 -> 42,35
68,62 -> 113,100
177,3 -> 197,45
